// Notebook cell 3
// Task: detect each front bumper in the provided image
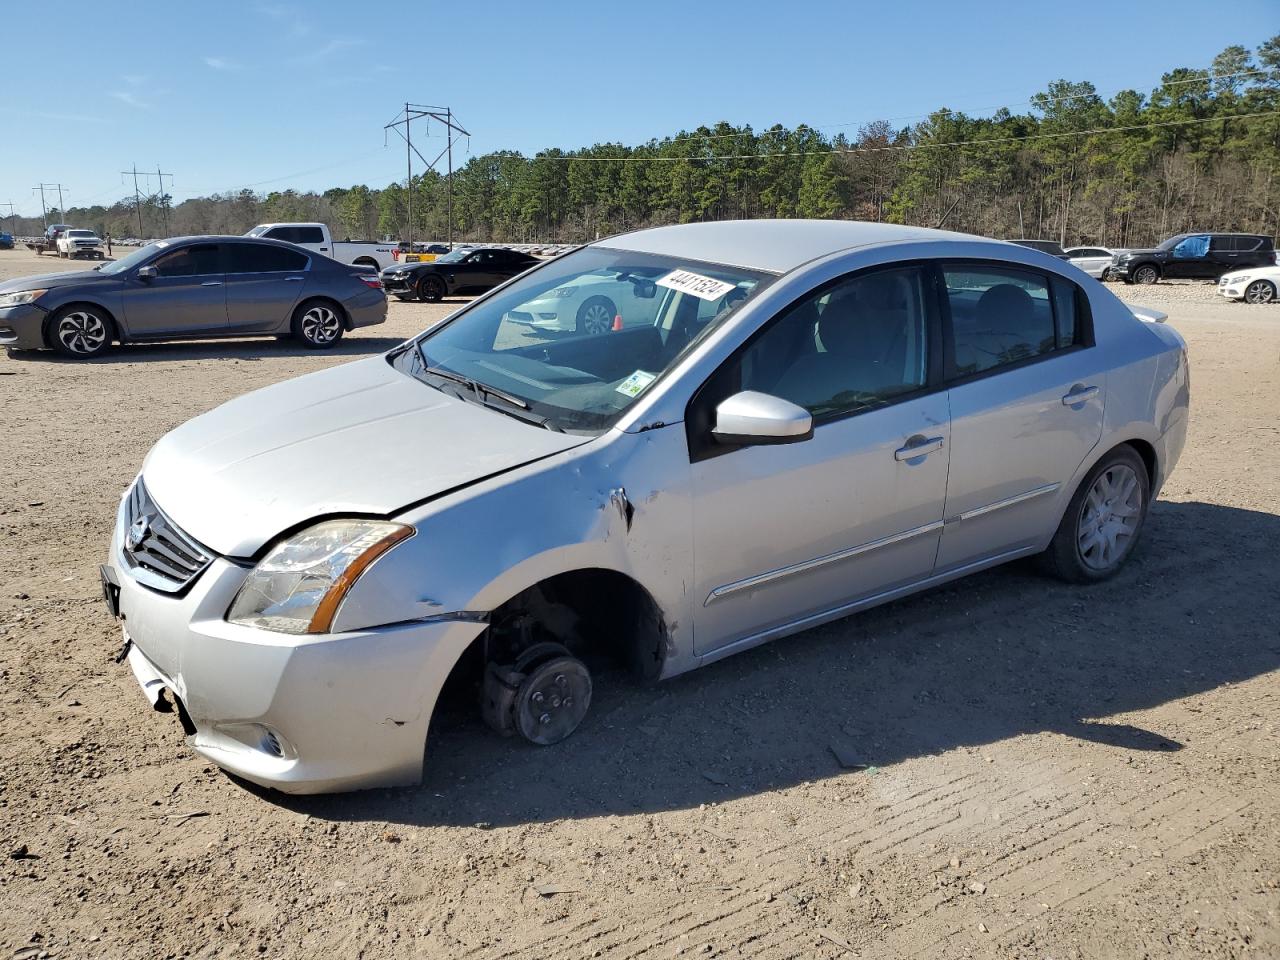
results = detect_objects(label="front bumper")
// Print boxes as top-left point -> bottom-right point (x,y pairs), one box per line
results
1108,262 -> 1132,280
0,302 -> 49,349
1218,277 -> 1246,300
105,494 -> 485,793
380,272 -> 415,294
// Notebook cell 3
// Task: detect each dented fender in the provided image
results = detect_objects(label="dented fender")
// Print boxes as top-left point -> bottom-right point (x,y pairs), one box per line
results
331,423 -> 699,676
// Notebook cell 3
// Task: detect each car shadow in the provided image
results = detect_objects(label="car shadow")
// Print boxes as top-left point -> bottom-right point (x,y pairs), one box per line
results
260,499 -> 1280,825
4,334 -> 407,364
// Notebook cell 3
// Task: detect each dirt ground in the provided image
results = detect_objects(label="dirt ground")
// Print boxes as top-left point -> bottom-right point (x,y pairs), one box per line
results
1,247 -> 1276,959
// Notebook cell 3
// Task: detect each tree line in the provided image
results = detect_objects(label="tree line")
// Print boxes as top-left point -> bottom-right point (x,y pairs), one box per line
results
11,35 -> 1279,249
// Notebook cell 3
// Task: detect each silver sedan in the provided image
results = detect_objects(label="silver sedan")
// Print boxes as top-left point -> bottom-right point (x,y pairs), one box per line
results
102,220 -> 1189,793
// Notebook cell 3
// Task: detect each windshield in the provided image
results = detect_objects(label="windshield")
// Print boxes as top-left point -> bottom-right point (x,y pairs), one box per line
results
396,246 -> 771,432
68,230 -> 96,238
1156,235 -> 1187,251
98,240 -> 170,275
433,249 -> 469,264
244,226 -> 269,237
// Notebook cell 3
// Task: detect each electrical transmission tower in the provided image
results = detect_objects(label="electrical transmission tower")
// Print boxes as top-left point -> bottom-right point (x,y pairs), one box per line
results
121,165 -> 174,238
31,183 -> 68,230
384,103 -> 469,249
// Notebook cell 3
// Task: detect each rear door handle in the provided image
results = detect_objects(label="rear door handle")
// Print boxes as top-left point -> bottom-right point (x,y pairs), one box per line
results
1062,385 -> 1099,406
200,280 -> 222,286
895,435 -> 945,461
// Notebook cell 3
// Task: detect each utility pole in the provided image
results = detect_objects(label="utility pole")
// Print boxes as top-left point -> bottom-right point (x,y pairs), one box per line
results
154,165 -> 173,237
32,183 -> 67,230
384,103 -> 469,250
0,201 -> 14,234
123,165 -> 145,239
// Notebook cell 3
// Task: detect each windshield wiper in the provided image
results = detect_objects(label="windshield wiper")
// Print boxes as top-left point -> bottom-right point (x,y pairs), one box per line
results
422,364 -> 561,431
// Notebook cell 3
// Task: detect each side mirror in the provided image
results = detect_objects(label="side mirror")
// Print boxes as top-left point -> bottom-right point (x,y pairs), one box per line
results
136,265 -> 158,282
711,391 -> 813,445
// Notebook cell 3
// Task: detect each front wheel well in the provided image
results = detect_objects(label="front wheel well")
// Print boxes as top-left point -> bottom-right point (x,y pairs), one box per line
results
484,569 -> 669,681
42,301 -> 121,347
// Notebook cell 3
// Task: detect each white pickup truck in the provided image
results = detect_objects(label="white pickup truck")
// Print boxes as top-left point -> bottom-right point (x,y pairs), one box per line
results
244,223 -> 397,274
56,228 -> 105,260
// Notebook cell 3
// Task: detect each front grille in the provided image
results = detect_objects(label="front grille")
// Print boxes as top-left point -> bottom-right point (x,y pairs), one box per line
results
121,480 -> 213,593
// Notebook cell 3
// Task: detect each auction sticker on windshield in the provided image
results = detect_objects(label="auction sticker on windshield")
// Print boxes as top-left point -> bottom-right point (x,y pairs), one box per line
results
617,370 -> 657,397
656,269 -> 736,301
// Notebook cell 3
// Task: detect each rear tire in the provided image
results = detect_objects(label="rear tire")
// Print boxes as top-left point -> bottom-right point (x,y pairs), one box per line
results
1037,446 -> 1150,583
47,305 -> 113,359
291,299 -> 344,349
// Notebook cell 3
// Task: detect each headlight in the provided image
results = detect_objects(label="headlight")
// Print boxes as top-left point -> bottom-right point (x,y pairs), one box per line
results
0,288 -> 48,308
227,519 -> 413,635
551,286 -> 575,298
1231,275 -> 1251,284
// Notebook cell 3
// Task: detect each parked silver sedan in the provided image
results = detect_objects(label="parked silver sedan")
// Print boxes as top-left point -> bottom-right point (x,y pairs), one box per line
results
101,220 -> 1189,793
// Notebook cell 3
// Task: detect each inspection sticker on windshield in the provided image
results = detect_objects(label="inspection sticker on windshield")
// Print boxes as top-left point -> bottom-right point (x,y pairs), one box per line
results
617,370 -> 657,398
656,269 -> 736,302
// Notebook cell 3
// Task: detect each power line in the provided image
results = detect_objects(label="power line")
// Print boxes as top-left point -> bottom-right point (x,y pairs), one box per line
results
662,68 -> 1274,146
31,183 -> 68,230
517,110 -> 1280,164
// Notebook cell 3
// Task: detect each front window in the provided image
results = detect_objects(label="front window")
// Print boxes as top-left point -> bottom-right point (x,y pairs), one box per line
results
98,240 -> 171,275
1171,235 -> 1209,259
396,246 -> 771,432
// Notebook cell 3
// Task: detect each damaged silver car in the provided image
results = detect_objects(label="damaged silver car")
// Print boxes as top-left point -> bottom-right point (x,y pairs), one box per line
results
101,219 -> 1190,793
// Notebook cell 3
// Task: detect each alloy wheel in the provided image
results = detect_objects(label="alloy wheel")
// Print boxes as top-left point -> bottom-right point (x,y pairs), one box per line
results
1077,463 -> 1142,571
56,311 -> 108,355
1134,266 -> 1158,284
1245,280 -> 1275,304
300,305 -> 341,344
581,303 -> 613,334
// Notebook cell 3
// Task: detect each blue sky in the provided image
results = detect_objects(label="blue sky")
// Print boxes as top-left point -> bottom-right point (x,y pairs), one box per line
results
1,0 -> 1272,216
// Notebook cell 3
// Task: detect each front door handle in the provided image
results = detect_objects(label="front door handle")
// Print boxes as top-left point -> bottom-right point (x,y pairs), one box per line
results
1062,385 -> 1099,406
895,435 -> 945,461
200,280 -> 223,286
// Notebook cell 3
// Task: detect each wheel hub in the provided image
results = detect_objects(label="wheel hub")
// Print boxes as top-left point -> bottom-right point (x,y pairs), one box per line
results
515,656 -> 591,745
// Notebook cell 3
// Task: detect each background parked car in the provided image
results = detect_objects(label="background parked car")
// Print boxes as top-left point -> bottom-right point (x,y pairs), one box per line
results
1218,265 -> 1280,303
0,232 -> 13,250
0,236 -> 386,359
1065,246 -> 1117,279
1111,233 -> 1275,284
245,222 -> 397,275
1010,239 -> 1071,259
56,228 -> 105,260
380,246 -> 539,302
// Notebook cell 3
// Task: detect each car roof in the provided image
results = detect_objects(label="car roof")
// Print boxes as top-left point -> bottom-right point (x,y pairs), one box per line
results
595,219 -> 1001,273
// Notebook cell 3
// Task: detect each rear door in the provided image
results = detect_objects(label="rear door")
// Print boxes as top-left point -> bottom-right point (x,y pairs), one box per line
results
935,263 -> 1105,571
119,242 -> 227,338
223,242 -> 311,333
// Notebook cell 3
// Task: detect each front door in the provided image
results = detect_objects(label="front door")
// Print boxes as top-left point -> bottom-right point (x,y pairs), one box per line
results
223,241 -> 310,332
120,242 -> 227,338
934,263 -> 1105,571
690,265 -> 950,656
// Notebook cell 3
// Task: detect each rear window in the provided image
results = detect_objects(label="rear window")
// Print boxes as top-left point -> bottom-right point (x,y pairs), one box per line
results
226,243 -> 308,273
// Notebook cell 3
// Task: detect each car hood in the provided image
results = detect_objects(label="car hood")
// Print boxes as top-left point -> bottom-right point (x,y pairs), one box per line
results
0,269 -> 111,292
141,356 -> 592,557
1117,248 -> 1162,258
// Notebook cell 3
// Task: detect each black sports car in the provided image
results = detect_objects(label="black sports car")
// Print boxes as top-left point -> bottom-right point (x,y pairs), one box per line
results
381,247 -> 540,302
